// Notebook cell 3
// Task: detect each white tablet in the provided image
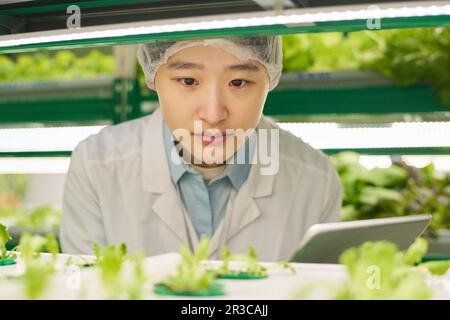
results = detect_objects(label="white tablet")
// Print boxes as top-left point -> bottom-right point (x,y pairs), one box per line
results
289,214 -> 432,264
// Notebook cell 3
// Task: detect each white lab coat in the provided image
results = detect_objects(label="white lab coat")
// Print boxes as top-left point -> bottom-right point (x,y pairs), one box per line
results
60,108 -> 342,261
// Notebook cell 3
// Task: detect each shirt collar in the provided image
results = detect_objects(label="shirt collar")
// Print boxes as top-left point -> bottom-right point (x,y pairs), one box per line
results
162,121 -> 256,190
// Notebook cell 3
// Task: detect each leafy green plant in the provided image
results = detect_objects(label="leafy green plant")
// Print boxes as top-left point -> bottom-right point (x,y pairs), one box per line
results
0,204 -> 62,232
216,245 -> 268,279
292,238 -> 447,300
282,27 -> 450,106
18,233 -> 59,264
0,49 -> 115,83
16,233 -> 60,299
0,174 -> 28,209
0,174 -> 62,230
93,242 -> 128,299
363,27 -> 450,106
338,238 -> 433,300
124,255 -> 147,300
277,260 -> 296,274
0,223 -> 15,261
64,255 -> 96,268
156,235 -> 223,296
418,260 -> 450,276
213,246 -> 295,279
332,152 -> 450,233
81,242 -> 148,299
16,205 -> 62,230
404,237 -> 428,266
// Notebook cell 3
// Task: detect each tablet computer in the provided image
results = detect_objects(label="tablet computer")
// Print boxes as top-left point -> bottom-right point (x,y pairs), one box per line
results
289,214 -> 432,264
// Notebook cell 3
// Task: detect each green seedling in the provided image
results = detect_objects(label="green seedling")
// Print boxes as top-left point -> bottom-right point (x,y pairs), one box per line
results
418,260 -> 450,276
156,235 -> 224,296
93,242 -> 128,299
215,245 -> 268,279
277,261 -> 296,274
292,238 -> 436,300
0,224 -> 15,264
16,233 -> 60,299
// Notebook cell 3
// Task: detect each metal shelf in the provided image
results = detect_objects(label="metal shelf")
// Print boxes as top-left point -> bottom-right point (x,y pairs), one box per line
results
0,77 -> 142,125
323,147 -> 450,155
0,72 -> 448,124
0,1 -> 449,52
2,148 -> 450,158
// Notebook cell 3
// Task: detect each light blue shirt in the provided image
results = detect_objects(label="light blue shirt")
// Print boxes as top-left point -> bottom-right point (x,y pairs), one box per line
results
162,121 -> 256,239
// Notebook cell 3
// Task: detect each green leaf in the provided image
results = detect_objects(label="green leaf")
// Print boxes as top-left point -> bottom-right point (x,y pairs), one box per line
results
404,237 -> 428,266
418,260 -> 450,276
0,223 -> 12,259
337,239 -> 431,300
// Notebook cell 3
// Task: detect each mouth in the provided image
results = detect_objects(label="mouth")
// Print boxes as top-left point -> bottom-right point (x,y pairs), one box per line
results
194,132 -> 233,145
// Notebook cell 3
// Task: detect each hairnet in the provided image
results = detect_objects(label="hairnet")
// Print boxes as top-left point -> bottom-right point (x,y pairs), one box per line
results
137,36 -> 283,91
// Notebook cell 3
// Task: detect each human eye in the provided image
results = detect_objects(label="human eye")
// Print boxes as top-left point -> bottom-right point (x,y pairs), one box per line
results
177,77 -> 198,87
229,79 -> 250,88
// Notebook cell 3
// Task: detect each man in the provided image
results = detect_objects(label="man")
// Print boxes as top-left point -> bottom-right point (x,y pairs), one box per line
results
60,36 -> 342,261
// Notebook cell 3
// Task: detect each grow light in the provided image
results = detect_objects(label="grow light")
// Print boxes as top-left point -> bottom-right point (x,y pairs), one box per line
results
402,155 -> 450,172
0,1 -> 449,48
0,157 -> 70,174
277,121 -> 450,149
357,155 -> 450,172
358,155 -> 392,169
0,125 -> 105,152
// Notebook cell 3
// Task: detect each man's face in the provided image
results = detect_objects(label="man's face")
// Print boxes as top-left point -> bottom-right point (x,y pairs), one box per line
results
150,44 -> 270,167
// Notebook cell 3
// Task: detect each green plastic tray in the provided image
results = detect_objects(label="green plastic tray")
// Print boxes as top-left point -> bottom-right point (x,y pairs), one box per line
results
0,258 -> 16,266
217,272 -> 268,280
153,282 -> 225,297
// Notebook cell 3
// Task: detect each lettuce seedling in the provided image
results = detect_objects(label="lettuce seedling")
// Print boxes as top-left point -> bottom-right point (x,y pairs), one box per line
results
216,245 -> 267,278
157,235 -> 223,295
124,255 -> 147,300
91,242 -> 149,299
277,261 -> 296,274
293,237 -> 448,299
93,242 -> 128,299
404,237 -> 428,266
418,260 -> 450,276
17,233 -> 59,299
0,223 -> 14,261
337,239 -> 432,300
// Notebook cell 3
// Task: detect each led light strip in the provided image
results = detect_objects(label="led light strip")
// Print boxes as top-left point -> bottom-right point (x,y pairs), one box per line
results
277,121 -> 450,149
3,156 -> 450,174
0,122 -> 449,153
349,155 -> 450,171
0,126 -> 105,152
0,158 -> 70,174
0,1 -> 449,48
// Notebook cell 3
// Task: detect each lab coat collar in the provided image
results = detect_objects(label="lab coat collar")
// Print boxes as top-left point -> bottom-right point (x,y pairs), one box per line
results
141,109 -> 190,244
142,108 -> 171,194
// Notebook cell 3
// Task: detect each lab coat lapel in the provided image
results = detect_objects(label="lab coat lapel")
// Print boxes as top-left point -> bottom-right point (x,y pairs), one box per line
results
142,108 -> 189,244
152,184 -> 189,243
226,167 -> 274,242
226,116 -> 275,242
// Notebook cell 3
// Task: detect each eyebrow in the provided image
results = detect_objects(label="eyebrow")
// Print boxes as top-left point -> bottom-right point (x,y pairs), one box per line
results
167,61 -> 203,70
167,60 -> 260,72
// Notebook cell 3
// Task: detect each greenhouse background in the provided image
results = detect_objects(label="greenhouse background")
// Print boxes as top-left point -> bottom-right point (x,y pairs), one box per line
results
0,0 -> 450,301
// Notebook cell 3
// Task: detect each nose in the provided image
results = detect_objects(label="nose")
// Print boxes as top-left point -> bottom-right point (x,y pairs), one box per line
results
197,83 -> 228,126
